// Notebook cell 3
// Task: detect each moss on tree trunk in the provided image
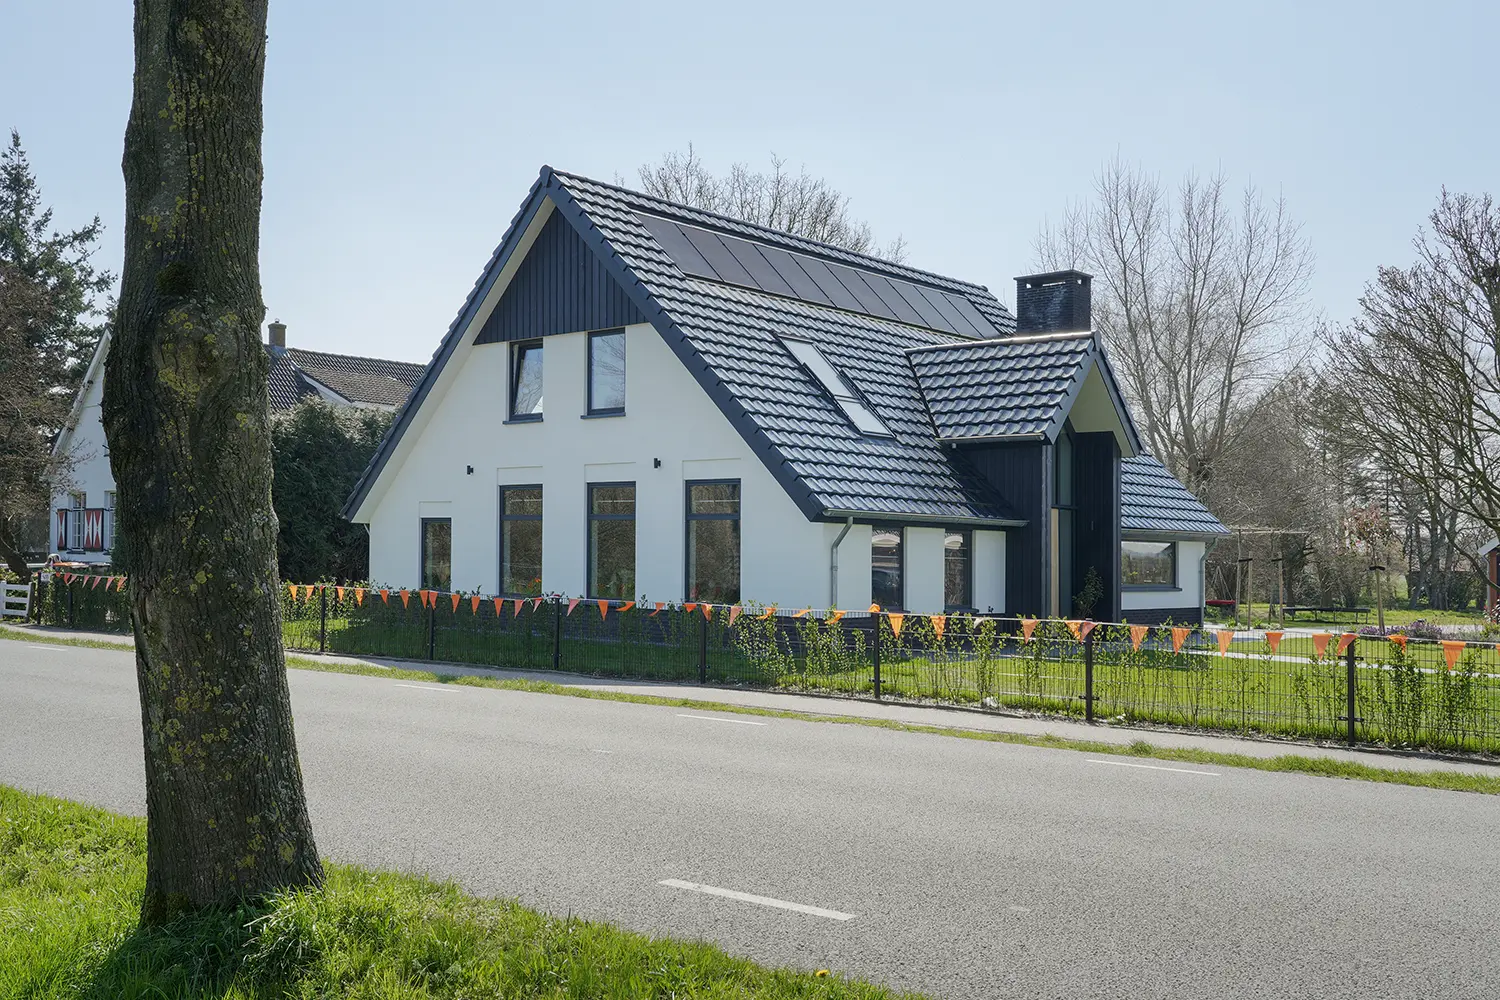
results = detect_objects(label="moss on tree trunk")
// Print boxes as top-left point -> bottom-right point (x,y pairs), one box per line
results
104,0 -> 322,924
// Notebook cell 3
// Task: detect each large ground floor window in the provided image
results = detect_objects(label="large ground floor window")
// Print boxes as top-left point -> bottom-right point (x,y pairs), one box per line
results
872,527 -> 903,610
421,517 -> 452,591
1122,540 -> 1176,587
685,480 -> 740,603
588,483 -> 635,600
499,485 -> 542,595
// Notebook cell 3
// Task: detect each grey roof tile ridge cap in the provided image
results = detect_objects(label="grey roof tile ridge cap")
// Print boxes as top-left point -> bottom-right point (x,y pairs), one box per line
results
548,168 -> 1000,298
904,330 -> 1096,354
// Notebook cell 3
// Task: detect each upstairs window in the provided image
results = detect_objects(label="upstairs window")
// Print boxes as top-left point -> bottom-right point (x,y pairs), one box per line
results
780,338 -> 892,437
510,340 -> 543,420
588,329 -> 626,415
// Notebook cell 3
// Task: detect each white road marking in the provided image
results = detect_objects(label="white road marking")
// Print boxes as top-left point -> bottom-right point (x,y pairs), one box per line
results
27,645 -> 69,652
394,683 -> 462,692
675,713 -> 767,726
590,749 -> 614,754
1087,759 -> 1220,777
658,879 -> 856,920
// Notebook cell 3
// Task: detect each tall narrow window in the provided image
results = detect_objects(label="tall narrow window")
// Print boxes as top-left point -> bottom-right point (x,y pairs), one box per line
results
588,329 -> 626,415
686,481 -> 740,603
1052,428 -> 1075,615
871,527 -> 903,611
509,340 -> 543,420
104,491 -> 116,552
69,492 -> 85,551
421,518 -> 452,591
781,338 -> 892,437
944,530 -> 972,610
588,483 -> 635,600
499,486 -> 543,595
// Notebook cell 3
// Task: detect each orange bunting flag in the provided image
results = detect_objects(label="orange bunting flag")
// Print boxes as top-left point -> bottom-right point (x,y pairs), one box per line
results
620,601 -> 635,613
1336,632 -> 1356,656
599,599 -> 610,619
380,588 -> 390,604
684,603 -> 697,613
1171,627 -> 1190,653
931,615 -> 946,640
793,608 -> 810,618
1312,633 -> 1332,658
1217,630 -> 1234,655
651,602 -> 665,616
1079,621 -> 1097,641
828,609 -> 845,623
451,593 -> 461,613
532,597 -> 544,611
513,598 -> 525,616
355,588 -> 365,606
1021,618 -> 1039,642
1265,631 -> 1284,654
888,613 -> 905,639
287,582 -> 296,599
400,589 -> 410,609
415,589 -> 426,608
1065,620 -> 1084,641
1388,633 -> 1408,649
1442,640 -> 1466,671
91,575 -> 102,590
337,586 -> 346,602
868,603 -> 881,614
1129,624 -> 1149,650
470,595 -> 481,614
757,606 -> 777,620
566,598 -> 579,616
493,597 -> 505,616
702,603 -> 713,620
729,605 -> 741,626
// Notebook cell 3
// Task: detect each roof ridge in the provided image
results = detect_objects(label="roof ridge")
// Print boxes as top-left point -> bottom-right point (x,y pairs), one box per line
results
549,168 -> 1000,300
903,330 -> 1095,354
281,346 -> 426,370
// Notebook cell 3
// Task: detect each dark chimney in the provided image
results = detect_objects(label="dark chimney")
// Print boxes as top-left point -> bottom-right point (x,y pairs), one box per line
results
1014,270 -> 1092,335
268,320 -> 286,349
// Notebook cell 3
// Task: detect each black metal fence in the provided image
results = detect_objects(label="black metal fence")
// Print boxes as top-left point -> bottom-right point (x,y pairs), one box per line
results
23,576 -> 1500,755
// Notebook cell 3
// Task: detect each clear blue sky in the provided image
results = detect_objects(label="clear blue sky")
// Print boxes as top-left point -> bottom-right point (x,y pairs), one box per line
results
7,0 -> 1496,363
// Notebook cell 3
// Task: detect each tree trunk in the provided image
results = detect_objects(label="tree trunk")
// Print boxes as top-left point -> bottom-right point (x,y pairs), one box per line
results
103,0 -> 322,925
0,522 -> 32,581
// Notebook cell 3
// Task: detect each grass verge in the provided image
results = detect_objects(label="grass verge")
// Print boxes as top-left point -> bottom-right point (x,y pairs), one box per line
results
0,784 -> 916,999
6,624 -> 1498,796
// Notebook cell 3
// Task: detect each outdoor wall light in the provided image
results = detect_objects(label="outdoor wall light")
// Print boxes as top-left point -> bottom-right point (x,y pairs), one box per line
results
466,465 -> 474,475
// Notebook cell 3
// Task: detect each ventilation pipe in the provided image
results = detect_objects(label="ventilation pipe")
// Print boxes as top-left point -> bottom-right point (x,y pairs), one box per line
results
829,516 -> 854,608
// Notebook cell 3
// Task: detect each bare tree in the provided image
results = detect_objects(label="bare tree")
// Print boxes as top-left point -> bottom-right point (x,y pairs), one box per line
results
635,146 -> 907,262
1034,158 -> 1315,507
105,0 -> 322,922
1320,190 -> 1500,593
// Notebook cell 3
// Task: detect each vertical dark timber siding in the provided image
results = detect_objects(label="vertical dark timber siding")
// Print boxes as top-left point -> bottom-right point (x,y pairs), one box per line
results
475,210 -> 645,344
966,442 -> 1049,616
1073,432 -> 1121,621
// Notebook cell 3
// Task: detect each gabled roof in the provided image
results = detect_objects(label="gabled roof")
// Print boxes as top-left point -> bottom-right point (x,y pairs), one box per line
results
265,346 -> 425,412
906,332 -> 1140,447
1121,455 -> 1229,537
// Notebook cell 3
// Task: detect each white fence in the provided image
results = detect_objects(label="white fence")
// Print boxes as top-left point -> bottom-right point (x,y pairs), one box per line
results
1,581 -> 31,620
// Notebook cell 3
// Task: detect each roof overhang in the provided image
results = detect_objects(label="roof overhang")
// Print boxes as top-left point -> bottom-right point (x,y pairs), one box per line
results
1122,527 -> 1231,542
821,508 -> 1027,530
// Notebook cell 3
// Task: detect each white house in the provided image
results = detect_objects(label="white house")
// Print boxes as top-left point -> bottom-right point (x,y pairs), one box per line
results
48,323 -> 425,565
345,168 -> 1227,622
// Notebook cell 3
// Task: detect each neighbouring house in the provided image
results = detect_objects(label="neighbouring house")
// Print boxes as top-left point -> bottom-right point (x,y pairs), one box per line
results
344,168 -> 1228,621
48,323 -> 426,566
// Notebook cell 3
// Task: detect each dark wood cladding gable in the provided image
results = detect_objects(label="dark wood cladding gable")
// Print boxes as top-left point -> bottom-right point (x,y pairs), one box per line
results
1073,431 -> 1121,621
475,210 -> 645,344
967,441 -> 1049,616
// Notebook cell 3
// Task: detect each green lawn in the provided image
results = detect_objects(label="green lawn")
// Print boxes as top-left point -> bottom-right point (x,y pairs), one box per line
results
1207,601 -> 1491,628
0,785 -> 919,1000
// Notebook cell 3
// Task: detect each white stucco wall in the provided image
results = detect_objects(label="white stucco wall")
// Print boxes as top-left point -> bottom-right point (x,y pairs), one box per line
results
1121,539 -> 1206,613
364,322 -> 875,609
50,360 -> 117,563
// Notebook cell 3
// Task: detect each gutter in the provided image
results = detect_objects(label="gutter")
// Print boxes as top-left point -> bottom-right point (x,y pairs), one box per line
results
829,516 -> 853,608
821,509 -> 1027,530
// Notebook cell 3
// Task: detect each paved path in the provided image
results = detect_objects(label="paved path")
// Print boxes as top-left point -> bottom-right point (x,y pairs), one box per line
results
3,641 -> 1498,999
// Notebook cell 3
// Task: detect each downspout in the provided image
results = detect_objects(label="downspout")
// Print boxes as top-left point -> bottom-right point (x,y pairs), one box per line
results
830,516 -> 854,608
1201,537 -> 1218,625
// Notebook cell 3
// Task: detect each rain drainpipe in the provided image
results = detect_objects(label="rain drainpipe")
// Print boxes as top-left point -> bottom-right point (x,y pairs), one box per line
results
830,516 -> 854,608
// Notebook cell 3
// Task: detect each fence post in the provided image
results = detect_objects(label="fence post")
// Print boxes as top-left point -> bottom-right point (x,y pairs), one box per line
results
318,584 -> 328,654
427,596 -> 436,660
698,610 -> 708,684
552,597 -> 562,671
1345,635 -> 1358,745
1084,626 -> 1096,722
872,616 -> 882,700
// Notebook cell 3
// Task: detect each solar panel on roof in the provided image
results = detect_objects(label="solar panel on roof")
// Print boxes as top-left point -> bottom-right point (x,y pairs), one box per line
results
636,212 -> 999,339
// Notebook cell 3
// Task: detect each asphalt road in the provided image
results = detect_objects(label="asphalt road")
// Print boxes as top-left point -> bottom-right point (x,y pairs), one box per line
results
3,641 -> 1498,999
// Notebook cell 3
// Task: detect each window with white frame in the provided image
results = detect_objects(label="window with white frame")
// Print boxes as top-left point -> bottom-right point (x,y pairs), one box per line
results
69,493 -> 85,551
104,491 -> 116,551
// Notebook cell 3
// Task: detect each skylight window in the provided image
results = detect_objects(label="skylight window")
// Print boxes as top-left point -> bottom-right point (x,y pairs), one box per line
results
781,338 -> 892,437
